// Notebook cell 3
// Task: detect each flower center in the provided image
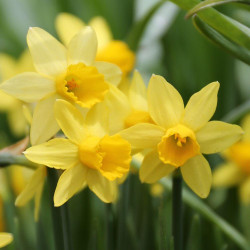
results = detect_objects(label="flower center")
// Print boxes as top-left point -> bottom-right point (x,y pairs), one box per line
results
78,135 -> 131,180
124,110 -> 154,128
157,124 -> 200,167
96,41 -> 135,76
56,63 -> 109,108
228,142 -> 250,174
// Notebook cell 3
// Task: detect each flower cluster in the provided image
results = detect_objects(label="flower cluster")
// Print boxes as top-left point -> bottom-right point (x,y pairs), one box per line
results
0,13 -> 244,227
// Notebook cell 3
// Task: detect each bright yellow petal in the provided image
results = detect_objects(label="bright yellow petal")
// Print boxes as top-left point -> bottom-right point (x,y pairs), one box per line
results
129,70 -> 147,111
119,123 -> 165,150
54,99 -> 86,144
0,73 -> 55,102
239,177 -> 250,204
213,163 -> 245,187
182,82 -> 219,131
87,169 -> 117,202
93,61 -> 122,86
104,85 -> 131,134
68,27 -> 97,66
0,233 -> 13,248
54,163 -> 87,206
241,114 -> 250,141
27,27 -> 67,76
0,53 -> 16,80
24,138 -> 78,169
196,121 -> 243,154
89,16 -> 112,50
148,75 -> 184,128
30,94 -> 60,145
15,166 -> 46,206
85,102 -> 109,137
139,150 -> 175,183
55,13 -> 85,46
181,154 -> 212,198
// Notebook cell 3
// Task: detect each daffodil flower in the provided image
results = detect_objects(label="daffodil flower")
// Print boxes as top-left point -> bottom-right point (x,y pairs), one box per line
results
120,75 -> 243,198
0,233 -> 13,248
55,13 -> 135,77
0,50 -> 34,136
104,70 -> 154,134
213,114 -> 250,203
24,100 -> 131,206
0,26 -> 121,145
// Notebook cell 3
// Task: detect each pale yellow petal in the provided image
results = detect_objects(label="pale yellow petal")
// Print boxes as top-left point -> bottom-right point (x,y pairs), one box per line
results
0,53 -> 16,80
34,176 -> 45,221
93,61 -> 122,86
0,73 -> 55,102
89,16 -> 112,50
85,102 -> 109,137
241,114 -> 250,141
148,75 -> 184,128
104,85 -> 131,134
181,154 -> 212,198
55,13 -> 85,46
0,233 -> 13,248
68,27 -> 97,66
196,121 -> 243,154
129,70 -> 147,111
213,163 -> 245,187
119,123 -> 165,149
30,94 -> 60,145
24,138 -> 78,169
54,99 -> 86,144
54,163 -> 87,206
87,169 -> 117,202
182,82 -> 219,131
27,27 -> 67,76
0,91 -> 17,110
17,49 -> 35,73
15,166 -> 46,206
139,150 -> 175,183
239,177 -> 250,204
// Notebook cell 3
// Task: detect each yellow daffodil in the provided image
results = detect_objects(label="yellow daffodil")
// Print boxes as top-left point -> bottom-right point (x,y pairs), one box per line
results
0,50 -> 34,136
213,115 -> 250,203
104,70 -> 153,134
15,166 -> 46,221
0,233 -> 13,248
0,26 -> 121,145
55,13 -> 135,77
24,100 -> 131,206
120,75 -> 243,198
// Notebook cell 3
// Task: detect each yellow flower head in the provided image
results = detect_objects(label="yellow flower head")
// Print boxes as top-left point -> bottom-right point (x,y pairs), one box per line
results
104,71 -> 154,134
213,114 -> 250,203
0,233 -> 13,248
55,13 -> 135,77
0,26 -> 121,145
120,75 -> 243,198
24,100 -> 131,206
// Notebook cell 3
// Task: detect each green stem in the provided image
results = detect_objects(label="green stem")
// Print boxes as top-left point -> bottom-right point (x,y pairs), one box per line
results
106,203 -> 114,250
47,168 -> 71,250
172,170 -> 183,250
0,153 -> 37,170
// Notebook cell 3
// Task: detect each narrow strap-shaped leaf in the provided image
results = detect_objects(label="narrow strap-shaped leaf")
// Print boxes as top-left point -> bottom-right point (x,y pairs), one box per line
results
170,0 -> 250,51
193,16 -> 250,65
186,0 -> 250,19
126,1 -> 164,51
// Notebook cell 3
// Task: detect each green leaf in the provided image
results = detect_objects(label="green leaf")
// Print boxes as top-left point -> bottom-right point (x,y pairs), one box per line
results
192,16 -> 250,65
186,0 -> 250,19
170,0 -> 250,51
126,1 -> 165,51
221,99 -> 250,123
186,214 -> 201,250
